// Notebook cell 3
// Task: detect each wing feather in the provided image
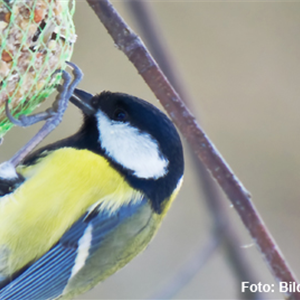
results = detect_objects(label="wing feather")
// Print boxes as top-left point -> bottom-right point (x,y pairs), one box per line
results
0,198 -> 147,300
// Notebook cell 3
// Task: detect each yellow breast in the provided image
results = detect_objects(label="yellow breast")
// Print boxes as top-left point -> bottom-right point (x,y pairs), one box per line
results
0,148 -> 143,277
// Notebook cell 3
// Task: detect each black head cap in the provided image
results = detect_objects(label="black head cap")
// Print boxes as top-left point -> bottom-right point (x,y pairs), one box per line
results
73,90 -> 185,213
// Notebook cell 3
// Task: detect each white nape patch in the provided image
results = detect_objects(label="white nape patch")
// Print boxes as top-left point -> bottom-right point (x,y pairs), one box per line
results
70,224 -> 93,279
96,111 -> 169,179
175,176 -> 184,192
0,162 -> 18,179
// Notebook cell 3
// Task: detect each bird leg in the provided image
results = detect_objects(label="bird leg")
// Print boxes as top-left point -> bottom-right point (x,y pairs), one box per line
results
6,62 -> 83,167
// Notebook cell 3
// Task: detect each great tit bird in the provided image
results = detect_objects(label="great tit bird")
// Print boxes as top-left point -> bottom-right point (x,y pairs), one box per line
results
0,89 -> 184,300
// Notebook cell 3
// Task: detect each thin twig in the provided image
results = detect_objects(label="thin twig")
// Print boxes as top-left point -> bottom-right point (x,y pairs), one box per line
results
149,233 -> 220,300
86,1 -> 299,299
127,2 -> 261,299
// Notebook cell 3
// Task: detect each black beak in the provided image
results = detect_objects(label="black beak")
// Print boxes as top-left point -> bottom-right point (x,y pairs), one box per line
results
70,88 -> 96,115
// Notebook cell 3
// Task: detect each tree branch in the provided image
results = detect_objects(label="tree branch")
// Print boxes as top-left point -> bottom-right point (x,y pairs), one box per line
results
85,1 -> 300,299
127,1 -> 260,299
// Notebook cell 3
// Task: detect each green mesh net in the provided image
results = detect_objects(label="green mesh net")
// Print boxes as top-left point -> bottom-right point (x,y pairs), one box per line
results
0,0 -> 76,137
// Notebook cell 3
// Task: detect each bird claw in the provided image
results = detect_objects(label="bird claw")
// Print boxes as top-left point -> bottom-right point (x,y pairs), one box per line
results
6,62 -> 83,129
6,62 -> 83,167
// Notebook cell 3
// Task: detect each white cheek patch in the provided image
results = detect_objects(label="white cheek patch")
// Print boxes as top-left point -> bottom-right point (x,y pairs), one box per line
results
96,111 -> 169,179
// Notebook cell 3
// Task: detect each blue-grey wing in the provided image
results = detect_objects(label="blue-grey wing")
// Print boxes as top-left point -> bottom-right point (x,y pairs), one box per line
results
0,198 -> 147,300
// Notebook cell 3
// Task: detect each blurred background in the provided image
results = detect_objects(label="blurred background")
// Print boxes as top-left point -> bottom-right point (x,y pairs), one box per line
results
1,1 -> 300,299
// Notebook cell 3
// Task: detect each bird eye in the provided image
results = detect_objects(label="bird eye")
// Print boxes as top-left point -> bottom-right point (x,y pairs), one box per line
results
113,108 -> 127,121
